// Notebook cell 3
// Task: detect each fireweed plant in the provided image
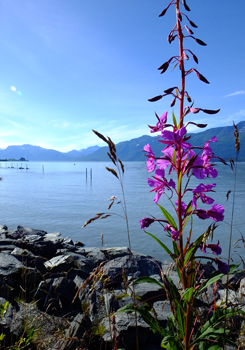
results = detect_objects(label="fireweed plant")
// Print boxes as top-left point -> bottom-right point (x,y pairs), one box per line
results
116,1 -> 244,350
84,1 -> 244,349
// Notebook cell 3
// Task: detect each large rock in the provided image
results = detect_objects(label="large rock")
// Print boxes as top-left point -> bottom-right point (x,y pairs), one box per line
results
44,253 -> 95,273
101,312 -> 162,349
15,236 -> 57,259
53,313 -> 92,350
0,253 -> 24,277
102,254 -> 162,287
34,277 -> 81,316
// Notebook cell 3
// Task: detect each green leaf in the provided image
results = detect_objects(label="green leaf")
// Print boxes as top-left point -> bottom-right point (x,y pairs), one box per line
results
182,211 -> 193,232
184,200 -> 193,218
194,264 -> 240,297
181,287 -> 193,302
177,171 -> 182,193
158,204 -> 177,230
161,335 -> 183,350
172,149 -> 177,166
146,232 -> 174,259
192,307 -> 245,347
172,111 -> 177,128
184,232 -> 204,266
133,276 -> 165,289
166,277 -> 186,337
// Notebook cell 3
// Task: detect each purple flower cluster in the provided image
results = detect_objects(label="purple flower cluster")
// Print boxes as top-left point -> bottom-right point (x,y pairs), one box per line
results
140,111 -> 228,274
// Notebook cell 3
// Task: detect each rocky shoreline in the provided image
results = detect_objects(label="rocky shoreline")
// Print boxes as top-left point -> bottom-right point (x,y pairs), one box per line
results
0,225 -> 245,349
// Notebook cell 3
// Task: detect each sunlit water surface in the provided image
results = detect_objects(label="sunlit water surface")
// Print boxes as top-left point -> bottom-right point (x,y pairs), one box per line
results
1,161 -> 244,263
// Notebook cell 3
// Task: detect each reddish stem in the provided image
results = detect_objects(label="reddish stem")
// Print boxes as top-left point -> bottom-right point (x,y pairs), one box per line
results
176,1 -> 191,349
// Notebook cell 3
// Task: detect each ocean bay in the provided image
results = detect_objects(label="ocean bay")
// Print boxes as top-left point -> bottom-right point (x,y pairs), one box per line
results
0,161 -> 244,263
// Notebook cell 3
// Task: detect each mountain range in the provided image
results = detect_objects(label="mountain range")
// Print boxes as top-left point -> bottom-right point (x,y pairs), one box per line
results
0,121 -> 244,162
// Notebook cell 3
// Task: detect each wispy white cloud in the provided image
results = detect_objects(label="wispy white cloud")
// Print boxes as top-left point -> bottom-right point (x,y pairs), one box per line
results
224,91 -> 245,98
0,116 -> 26,130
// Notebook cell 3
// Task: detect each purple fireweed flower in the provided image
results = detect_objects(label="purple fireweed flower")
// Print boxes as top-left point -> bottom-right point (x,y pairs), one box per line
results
191,154 -> 218,179
160,127 -> 191,150
199,241 -> 222,255
215,258 -> 229,274
191,137 -> 218,179
144,144 -> 156,172
148,169 -> 175,203
192,183 -> 216,207
156,146 -> 174,170
140,217 -> 155,230
195,204 -> 224,222
149,111 -> 168,133
175,200 -> 189,217
202,154 -> 218,178
195,208 -> 210,220
202,136 -> 218,157
164,224 -> 180,241
207,204 -> 224,222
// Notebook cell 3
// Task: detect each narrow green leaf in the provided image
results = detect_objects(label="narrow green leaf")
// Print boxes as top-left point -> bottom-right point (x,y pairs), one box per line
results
161,335 -> 183,349
181,287 -> 193,302
194,264 -> 240,297
177,171 -> 182,193
166,277 -> 186,337
158,204 -> 177,230
172,149 -> 177,166
172,240 -> 180,260
172,111 -> 177,128
172,62 -> 178,72
192,307 -> 245,346
146,232 -> 174,259
133,276 -> 165,289
184,232 -> 204,266
182,213 -> 192,232
184,200 -> 193,218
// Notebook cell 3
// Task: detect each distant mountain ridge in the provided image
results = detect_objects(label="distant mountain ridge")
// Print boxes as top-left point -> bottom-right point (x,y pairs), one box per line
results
0,121 -> 244,161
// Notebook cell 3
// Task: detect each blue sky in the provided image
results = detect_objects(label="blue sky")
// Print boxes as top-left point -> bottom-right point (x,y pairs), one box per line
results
0,0 -> 244,152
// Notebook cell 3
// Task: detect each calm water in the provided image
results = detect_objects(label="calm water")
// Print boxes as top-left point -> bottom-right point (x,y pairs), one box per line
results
0,161 -> 244,263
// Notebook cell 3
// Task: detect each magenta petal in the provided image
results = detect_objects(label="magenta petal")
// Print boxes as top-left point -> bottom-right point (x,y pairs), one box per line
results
146,159 -> 156,172
160,111 -> 168,124
215,259 -> 229,274
155,168 -> 165,178
195,209 -> 210,220
140,218 -> 155,230
156,158 -> 170,169
144,144 -> 154,156
206,242 -> 222,255
161,130 -> 175,141
147,178 -> 156,187
207,204 -> 224,222
177,127 -> 187,139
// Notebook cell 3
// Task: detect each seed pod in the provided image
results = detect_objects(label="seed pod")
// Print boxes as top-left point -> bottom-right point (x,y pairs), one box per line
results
182,0 -> 191,11
148,95 -> 163,102
158,61 -> 169,73
195,38 -> 207,46
170,98 -> 176,107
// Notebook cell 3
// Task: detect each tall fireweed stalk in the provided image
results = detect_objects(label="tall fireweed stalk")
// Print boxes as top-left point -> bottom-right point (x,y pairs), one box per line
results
84,1 -> 244,349
114,1 -> 244,350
